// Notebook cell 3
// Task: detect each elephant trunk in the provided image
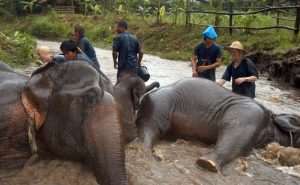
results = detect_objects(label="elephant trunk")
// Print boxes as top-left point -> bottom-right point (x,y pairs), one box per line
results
83,94 -> 128,185
145,81 -> 160,93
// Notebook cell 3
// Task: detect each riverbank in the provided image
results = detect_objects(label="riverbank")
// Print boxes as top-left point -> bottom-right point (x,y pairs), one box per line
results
1,13 -> 300,63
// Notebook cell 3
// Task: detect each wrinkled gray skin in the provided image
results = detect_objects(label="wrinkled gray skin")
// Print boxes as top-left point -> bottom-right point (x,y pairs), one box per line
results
114,71 -> 160,143
136,77 -> 300,172
0,61 -> 128,185
0,61 -> 31,171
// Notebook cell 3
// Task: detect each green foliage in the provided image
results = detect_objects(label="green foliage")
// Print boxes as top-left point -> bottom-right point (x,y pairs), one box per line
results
20,0 -> 40,14
26,15 -> 70,39
0,31 -> 36,67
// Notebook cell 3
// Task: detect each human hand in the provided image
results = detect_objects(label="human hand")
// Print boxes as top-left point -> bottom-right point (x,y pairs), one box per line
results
235,77 -> 246,85
192,72 -> 198,77
197,66 -> 209,73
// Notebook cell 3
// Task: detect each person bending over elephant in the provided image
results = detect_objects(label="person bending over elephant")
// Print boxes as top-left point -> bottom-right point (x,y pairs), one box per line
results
218,41 -> 258,98
0,61 -> 127,184
135,77 -> 300,173
114,70 -> 160,144
36,45 -> 65,64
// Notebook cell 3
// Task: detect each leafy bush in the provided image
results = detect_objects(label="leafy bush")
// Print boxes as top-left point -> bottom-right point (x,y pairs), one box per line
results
0,31 -> 36,67
27,16 -> 70,39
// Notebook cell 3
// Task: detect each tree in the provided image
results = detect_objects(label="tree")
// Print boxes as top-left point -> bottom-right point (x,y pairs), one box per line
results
20,0 -> 40,14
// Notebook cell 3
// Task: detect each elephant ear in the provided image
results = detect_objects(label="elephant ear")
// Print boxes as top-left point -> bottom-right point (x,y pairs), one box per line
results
22,74 -> 53,130
272,114 -> 300,133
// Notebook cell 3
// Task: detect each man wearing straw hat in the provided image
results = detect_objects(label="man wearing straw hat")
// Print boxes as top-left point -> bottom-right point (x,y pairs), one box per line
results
218,41 -> 258,98
192,26 -> 222,81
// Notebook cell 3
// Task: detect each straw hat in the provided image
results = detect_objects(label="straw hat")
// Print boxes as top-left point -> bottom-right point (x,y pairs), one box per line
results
225,41 -> 247,54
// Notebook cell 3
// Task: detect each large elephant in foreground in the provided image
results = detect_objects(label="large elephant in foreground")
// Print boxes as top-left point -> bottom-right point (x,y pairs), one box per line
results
135,77 -> 300,173
114,70 -> 160,143
0,61 -> 128,185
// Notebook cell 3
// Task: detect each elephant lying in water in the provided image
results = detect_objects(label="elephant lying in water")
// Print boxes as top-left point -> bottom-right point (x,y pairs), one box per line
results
0,61 -> 128,185
135,77 -> 300,172
114,70 -> 160,144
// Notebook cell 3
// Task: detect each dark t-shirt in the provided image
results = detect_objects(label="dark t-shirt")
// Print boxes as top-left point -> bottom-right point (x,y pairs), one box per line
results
222,58 -> 258,98
112,32 -> 141,71
194,42 -> 222,81
78,37 -> 100,68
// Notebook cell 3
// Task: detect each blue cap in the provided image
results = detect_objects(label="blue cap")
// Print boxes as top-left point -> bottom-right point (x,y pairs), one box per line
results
202,26 -> 218,40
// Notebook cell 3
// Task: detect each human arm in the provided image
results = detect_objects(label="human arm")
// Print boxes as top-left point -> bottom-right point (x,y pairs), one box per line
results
197,57 -> 222,72
112,51 -> 118,69
191,55 -> 198,77
137,50 -> 143,68
235,76 -> 257,85
218,64 -> 231,85
217,79 -> 227,86
137,40 -> 143,68
235,59 -> 258,85
112,36 -> 120,69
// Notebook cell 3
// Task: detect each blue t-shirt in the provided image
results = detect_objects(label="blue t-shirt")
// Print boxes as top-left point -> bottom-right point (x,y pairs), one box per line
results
53,55 -> 65,62
222,58 -> 258,98
78,37 -> 100,68
112,32 -> 141,71
194,42 -> 222,81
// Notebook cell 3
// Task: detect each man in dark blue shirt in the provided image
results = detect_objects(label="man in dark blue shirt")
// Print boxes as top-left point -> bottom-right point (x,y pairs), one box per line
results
112,20 -> 143,78
192,26 -> 222,81
60,40 -> 100,72
72,25 -> 100,69
218,41 -> 258,98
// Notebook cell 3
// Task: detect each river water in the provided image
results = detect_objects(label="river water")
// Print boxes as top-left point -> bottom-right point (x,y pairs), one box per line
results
1,40 -> 300,185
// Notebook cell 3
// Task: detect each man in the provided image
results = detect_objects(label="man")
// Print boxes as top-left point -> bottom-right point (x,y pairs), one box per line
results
36,46 -> 65,64
191,26 -> 222,81
72,24 -> 100,69
218,41 -> 258,98
112,20 -> 143,78
60,40 -> 99,71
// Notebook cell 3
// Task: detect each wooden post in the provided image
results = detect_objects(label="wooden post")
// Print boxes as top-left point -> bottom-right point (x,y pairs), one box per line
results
295,7 -> 300,35
186,0 -> 190,29
229,2 -> 233,35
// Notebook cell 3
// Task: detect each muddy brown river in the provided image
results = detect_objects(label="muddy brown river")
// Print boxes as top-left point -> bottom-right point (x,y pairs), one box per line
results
1,40 -> 300,185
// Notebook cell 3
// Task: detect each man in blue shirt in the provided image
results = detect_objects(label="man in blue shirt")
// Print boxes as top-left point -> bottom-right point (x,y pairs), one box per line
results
191,26 -> 222,81
112,20 -> 143,78
60,40 -> 100,71
72,25 -> 100,69
218,41 -> 258,98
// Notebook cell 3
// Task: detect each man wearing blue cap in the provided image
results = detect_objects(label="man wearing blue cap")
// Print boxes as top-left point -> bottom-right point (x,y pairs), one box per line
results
191,26 -> 222,81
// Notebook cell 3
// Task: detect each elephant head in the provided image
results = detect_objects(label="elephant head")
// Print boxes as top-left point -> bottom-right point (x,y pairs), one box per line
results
272,113 -> 300,148
114,70 -> 160,143
21,61 -> 127,185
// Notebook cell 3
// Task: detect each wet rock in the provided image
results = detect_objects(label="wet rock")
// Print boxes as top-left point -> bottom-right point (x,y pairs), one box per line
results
246,48 -> 300,88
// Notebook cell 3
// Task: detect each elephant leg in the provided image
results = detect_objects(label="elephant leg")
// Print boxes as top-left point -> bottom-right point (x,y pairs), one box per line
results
196,119 -> 256,173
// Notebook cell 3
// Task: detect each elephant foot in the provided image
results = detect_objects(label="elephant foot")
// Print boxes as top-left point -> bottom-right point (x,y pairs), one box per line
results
196,158 -> 220,173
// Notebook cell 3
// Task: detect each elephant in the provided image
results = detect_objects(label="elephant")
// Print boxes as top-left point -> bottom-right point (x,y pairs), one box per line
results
114,70 -> 160,144
0,61 -> 128,185
135,77 -> 300,173
0,61 -> 31,171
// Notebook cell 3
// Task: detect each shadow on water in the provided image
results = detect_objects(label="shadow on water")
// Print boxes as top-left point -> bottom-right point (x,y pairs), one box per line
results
1,40 -> 299,185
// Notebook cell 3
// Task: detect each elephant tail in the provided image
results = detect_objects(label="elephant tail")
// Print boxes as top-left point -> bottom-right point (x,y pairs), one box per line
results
145,81 -> 160,93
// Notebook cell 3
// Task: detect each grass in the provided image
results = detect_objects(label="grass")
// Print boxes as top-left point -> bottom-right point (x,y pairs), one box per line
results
0,12 -> 299,66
